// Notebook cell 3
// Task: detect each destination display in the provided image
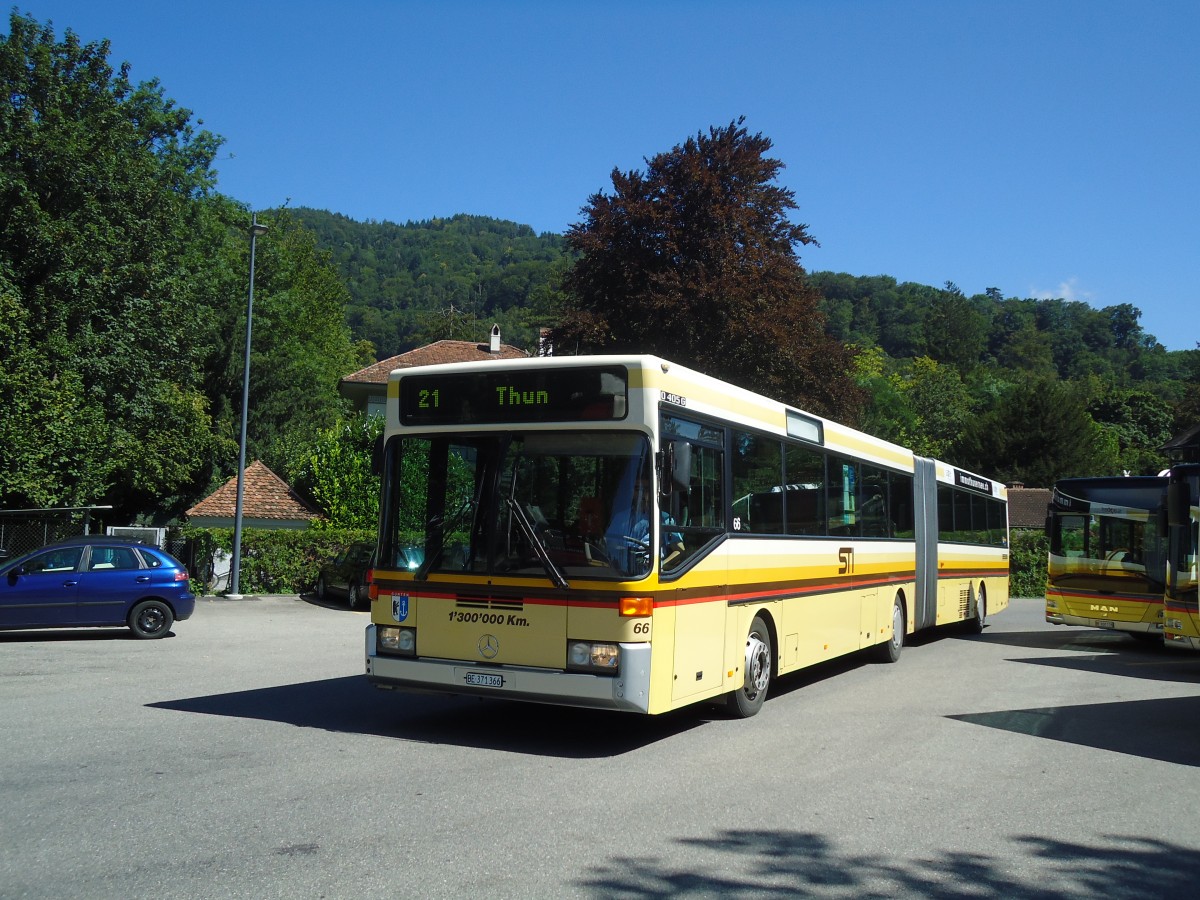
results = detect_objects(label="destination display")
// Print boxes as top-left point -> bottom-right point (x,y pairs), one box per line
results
399,365 -> 629,425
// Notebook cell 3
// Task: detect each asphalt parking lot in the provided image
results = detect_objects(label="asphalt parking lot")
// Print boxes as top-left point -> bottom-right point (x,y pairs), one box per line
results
2,595 -> 1199,899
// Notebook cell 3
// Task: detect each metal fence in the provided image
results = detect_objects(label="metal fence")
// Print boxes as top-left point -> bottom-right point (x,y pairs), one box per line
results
0,508 -> 195,569
0,508 -> 105,560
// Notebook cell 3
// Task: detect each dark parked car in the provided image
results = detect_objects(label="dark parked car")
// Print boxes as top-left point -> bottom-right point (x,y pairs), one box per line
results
0,537 -> 195,639
315,542 -> 374,610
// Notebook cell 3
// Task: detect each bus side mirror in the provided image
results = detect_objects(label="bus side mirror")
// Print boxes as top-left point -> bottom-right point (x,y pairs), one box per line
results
666,440 -> 692,494
1167,481 -> 1189,528
371,434 -> 384,477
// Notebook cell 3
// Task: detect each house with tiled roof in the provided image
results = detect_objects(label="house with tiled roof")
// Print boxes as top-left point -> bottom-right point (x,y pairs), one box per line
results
1006,484 -> 1052,530
186,461 -> 319,530
340,326 -> 527,415
1161,423 -> 1200,464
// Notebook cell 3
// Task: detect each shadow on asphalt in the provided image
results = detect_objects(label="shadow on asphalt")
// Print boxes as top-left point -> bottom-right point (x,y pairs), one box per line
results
149,675 -> 710,758
948,694 -> 1200,767
575,827 -> 1200,899
145,617 -> 983,758
0,628 -> 177,642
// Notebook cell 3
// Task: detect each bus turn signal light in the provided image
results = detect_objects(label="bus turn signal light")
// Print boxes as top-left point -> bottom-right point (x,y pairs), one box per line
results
619,596 -> 653,617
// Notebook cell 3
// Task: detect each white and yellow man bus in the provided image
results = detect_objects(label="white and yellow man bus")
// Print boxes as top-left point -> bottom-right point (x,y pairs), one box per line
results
1164,464 -> 1200,650
1044,476 -> 1169,640
365,355 -> 1009,717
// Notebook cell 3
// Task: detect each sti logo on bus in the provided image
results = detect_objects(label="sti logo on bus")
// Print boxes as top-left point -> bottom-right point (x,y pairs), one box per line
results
393,594 -> 409,622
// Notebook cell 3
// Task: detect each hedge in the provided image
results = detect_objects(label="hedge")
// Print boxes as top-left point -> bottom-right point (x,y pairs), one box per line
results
184,526 -> 374,595
1008,528 -> 1049,599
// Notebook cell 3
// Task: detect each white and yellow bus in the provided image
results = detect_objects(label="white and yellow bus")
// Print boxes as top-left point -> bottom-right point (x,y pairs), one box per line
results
1044,476 -> 1169,640
1164,464 -> 1200,650
365,355 -> 1009,717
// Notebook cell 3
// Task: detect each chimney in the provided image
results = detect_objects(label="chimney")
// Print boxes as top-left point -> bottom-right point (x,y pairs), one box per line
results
489,324 -> 501,353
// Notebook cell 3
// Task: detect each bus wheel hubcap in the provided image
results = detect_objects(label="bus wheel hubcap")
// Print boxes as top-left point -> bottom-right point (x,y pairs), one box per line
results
745,633 -> 769,698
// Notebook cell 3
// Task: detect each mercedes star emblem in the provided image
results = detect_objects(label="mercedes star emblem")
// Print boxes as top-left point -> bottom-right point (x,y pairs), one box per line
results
477,633 -> 500,659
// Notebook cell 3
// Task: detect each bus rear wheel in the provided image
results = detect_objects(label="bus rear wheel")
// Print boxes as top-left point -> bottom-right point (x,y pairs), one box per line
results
727,616 -> 771,718
877,594 -> 904,663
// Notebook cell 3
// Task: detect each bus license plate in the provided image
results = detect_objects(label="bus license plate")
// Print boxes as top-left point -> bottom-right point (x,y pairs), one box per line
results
464,672 -> 504,688
1093,619 -> 1115,629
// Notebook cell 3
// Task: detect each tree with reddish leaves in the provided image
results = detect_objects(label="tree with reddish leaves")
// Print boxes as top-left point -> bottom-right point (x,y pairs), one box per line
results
553,118 -> 863,423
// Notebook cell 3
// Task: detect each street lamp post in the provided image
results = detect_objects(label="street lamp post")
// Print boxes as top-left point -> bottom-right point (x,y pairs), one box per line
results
228,214 -> 269,599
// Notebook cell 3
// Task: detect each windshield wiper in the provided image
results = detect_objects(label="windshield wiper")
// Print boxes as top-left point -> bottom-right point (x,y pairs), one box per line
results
414,497 -> 475,581
505,497 -> 569,590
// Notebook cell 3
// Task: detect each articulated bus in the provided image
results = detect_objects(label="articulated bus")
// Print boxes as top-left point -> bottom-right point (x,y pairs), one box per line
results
365,356 -> 1010,717
1164,464 -> 1200,650
1044,476 -> 1169,639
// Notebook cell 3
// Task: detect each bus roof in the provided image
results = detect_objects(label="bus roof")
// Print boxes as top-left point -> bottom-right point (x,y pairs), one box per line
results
1051,475 -> 1168,512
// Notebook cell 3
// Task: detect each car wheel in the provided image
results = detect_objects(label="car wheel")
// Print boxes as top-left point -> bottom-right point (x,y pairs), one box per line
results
316,575 -> 327,601
347,582 -> 362,611
128,600 -> 174,639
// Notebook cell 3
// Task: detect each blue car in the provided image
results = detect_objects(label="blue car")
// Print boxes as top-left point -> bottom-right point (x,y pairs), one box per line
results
0,537 -> 195,639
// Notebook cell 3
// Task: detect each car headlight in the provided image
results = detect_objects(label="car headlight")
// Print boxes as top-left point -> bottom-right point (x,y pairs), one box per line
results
567,640 -> 620,674
378,626 -> 416,656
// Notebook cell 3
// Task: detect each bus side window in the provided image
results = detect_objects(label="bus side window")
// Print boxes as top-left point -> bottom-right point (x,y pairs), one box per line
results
662,440 -> 724,572
784,443 -> 826,536
891,471 -> 915,539
828,456 -> 859,537
859,464 -> 889,538
732,431 -> 783,534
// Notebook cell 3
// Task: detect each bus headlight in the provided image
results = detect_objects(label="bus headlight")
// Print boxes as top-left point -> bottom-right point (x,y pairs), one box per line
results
378,626 -> 416,657
567,640 -> 620,673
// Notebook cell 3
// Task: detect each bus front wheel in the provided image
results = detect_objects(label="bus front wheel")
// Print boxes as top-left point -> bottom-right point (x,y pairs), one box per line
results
727,616 -> 772,718
969,584 -> 987,634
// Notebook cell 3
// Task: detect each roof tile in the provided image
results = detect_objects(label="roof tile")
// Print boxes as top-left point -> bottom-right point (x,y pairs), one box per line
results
342,339 -> 527,385
186,461 -> 318,521
1007,487 -> 1052,529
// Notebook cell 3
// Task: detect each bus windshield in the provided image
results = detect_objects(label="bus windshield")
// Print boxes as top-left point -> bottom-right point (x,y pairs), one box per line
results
381,431 -> 657,582
1047,481 -> 1167,591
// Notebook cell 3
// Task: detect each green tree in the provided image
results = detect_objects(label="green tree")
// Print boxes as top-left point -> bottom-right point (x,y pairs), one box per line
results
957,377 -> 1118,486
899,357 -> 975,459
218,210 -> 365,477
1088,386 -> 1173,475
0,15 -> 363,522
552,119 -> 864,422
851,345 -> 916,446
287,415 -> 383,529
0,13 -> 222,515
923,284 -> 989,372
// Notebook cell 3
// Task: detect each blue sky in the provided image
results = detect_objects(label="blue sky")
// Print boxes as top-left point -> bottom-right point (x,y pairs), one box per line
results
21,0 -> 1199,350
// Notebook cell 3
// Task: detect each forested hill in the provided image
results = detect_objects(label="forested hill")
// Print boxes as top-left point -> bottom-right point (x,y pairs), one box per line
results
294,207 -> 1189,384
290,208 -> 567,357
294,207 -> 1198,480
810,272 -> 1182,387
